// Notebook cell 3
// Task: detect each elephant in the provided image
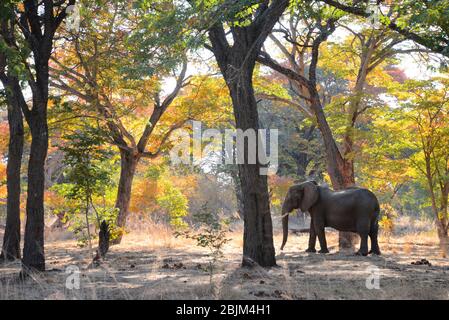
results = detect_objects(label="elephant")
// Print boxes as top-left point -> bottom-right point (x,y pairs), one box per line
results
280,181 -> 381,256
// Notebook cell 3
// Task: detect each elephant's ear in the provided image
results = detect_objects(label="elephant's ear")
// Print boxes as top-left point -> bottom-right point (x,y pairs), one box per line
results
300,182 -> 319,212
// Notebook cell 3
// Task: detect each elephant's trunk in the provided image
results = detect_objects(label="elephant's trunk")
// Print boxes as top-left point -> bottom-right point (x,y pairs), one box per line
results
280,209 -> 289,250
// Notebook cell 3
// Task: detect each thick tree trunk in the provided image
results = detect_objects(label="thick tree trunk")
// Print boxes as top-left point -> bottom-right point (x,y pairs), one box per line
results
338,42 -> 372,192
0,85 -> 24,261
309,95 -> 357,249
227,66 -> 276,267
112,150 -> 138,244
231,170 -> 245,220
436,223 -> 449,256
2,0 -> 74,274
330,36 -> 376,250
435,186 -> 448,255
206,0 -> 289,267
98,220 -> 110,258
235,186 -> 244,220
258,44 -> 358,249
22,111 -> 48,272
424,160 -> 449,255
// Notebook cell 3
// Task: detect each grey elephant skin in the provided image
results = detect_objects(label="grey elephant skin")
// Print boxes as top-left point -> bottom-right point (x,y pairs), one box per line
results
281,181 -> 381,256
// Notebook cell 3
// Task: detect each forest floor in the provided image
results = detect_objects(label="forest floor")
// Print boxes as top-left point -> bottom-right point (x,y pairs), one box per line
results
1,218 -> 449,300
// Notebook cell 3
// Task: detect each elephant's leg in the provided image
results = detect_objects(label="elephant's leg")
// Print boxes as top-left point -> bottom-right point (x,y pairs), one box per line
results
356,232 -> 369,256
355,219 -> 369,256
306,219 -> 317,253
369,220 -> 381,255
315,223 -> 329,254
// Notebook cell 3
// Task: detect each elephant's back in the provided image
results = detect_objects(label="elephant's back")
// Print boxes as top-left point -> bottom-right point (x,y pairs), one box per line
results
332,186 -> 377,199
328,187 -> 379,213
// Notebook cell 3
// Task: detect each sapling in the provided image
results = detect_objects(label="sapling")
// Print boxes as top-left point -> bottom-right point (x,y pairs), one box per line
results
174,203 -> 231,295
56,126 -> 117,259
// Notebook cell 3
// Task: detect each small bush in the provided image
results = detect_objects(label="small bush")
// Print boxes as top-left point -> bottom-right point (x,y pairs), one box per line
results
174,203 -> 231,292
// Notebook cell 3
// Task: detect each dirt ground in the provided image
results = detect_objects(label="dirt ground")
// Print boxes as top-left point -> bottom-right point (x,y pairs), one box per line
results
1,221 -> 449,300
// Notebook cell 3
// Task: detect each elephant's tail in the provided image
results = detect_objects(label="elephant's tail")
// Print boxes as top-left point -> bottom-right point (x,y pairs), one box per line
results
370,211 -> 380,236
371,201 -> 381,232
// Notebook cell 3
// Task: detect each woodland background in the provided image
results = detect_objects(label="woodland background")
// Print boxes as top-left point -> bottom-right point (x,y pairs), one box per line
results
0,0 -> 449,300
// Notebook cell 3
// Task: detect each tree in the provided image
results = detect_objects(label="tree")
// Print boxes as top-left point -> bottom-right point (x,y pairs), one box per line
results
394,78 -> 449,254
56,126 -> 115,257
256,76 -> 326,180
50,0 -> 191,243
255,72 -> 328,221
191,0 -> 290,267
320,0 -> 449,58
257,3 -> 356,247
356,106 -> 413,210
0,36 -> 24,261
257,2 -> 428,248
0,0 -> 75,272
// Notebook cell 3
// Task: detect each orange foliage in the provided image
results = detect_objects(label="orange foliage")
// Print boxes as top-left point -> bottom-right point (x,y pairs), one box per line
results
171,174 -> 198,198
45,190 -> 66,210
0,122 -> 8,156
129,173 -> 198,214
268,175 -> 294,208
0,162 -> 6,205
17,3 -> 25,12
129,178 -> 159,214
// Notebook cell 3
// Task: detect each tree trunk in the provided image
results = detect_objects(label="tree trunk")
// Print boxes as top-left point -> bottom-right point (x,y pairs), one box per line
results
338,39 -> 373,193
98,220 -> 110,258
112,150 -> 138,244
22,110 -> 48,272
227,65 -> 276,267
0,83 -> 24,261
309,94 -> 357,249
230,168 -> 244,219
424,157 -> 449,255
324,39 -> 375,250
3,0 -> 74,275
259,43 -> 358,249
436,223 -> 449,256
206,0 -> 289,267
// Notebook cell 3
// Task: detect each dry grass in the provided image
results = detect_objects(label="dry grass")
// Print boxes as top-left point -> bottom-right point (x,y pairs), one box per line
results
1,218 -> 449,300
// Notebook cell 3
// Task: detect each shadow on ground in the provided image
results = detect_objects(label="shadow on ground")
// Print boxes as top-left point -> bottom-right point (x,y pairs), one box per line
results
1,231 -> 448,300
